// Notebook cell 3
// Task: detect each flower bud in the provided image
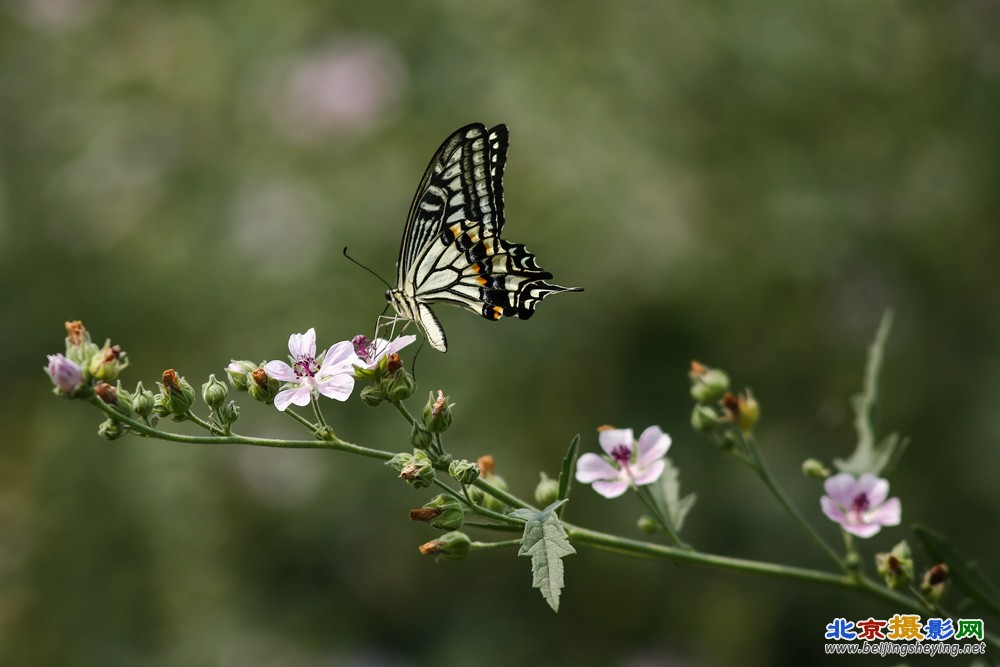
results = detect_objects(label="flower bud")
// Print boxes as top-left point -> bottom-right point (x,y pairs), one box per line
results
409,494 -> 464,530
875,541 -> 914,590
217,400 -> 240,428
132,382 -> 155,418
410,422 -> 434,450
201,374 -> 229,409
45,353 -> 84,396
534,473 -> 560,506
88,342 -> 129,382
736,391 -> 760,432
97,418 -> 127,441
920,564 -> 949,602
158,369 -> 195,414
689,362 -> 729,405
637,514 -> 659,534
386,368 -> 416,402
387,449 -> 435,489
422,390 -> 453,433
418,531 -> 471,560
225,361 -> 256,392
95,381 -> 118,405
482,474 -> 508,513
64,320 -> 100,367
801,458 -> 831,479
448,459 -> 480,485
359,384 -> 384,407
247,367 -> 279,404
691,405 -> 720,433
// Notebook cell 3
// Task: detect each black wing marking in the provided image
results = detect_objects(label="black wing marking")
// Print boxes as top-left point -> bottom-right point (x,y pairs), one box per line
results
396,124 -> 508,283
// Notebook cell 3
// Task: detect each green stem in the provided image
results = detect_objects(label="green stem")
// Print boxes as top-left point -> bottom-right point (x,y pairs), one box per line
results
185,410 -> 226,436
738,429 -> 846,570
431,478 -> 522,526
473,478 -> 533,511
284,408 -> 320,435
463,521 -> 523,532
391,400 -> 414,426
471,539 -> 521,550
635,485 -> 689,549
311,396 -> 329,429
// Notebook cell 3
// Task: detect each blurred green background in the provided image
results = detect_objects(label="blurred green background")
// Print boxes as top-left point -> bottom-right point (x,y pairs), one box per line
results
3,1 -> 999,665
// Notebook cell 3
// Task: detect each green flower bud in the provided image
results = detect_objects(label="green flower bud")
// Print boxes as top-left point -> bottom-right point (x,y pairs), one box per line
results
875,541 -> 914,590
97,418 -> 127,441
534,472 -> 560,506
418,531 -> 471,560
689,362 -> 729,405
386,369 -> 416,402
422,390 -> 453,433
483,474 -> 508,513
691,405 -> 720,433
449,459 -> 480,485
247,367 -> 279,404
637,514 -> 659,534
801,458 -> 831,479
387,449 -> 435,489
217,400 -> 240,428
201,374 -> 229,409
920,564 -> 949,602
467,484 -> 485,505
225,361 -> 257,392
409,494 -> 464,530
410,422 -> 434,450
64,320 -> 100,368
133,382 -> 155,418
736,391 -> 760,433
88,342 -> 129,382
359,384 -> 384,407
157,369 -> 195,414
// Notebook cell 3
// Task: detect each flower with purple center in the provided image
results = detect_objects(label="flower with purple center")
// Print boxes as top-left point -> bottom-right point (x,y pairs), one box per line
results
264,328 -> 357,411
350,333 -> 417,372
820,472 -> 901,538
575,426 -> 671,499
45,353 -> 84,395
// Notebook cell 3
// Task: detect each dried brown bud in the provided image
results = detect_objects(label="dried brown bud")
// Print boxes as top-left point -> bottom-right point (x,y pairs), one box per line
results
722,392 -> 740,419
926,563 -> 948,586
409,507 -> 444,522
65,320 -> 87,346
596,424 -> 616,433
162,369 -> 181,392
103,345 -> 123,362
431,389 -> 447,417
477,454 -> 495,477
418,539 -> 444,556
250,367 -> 268,388
386,353 -> 403,374
94,381 -> 118,405
885,555 -> 903,576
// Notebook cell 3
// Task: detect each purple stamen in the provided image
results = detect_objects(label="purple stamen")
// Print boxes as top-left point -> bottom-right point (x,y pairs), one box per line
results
610,444 -> 632,465
352,334 -> 372,362
851,493 -> 870,513
293,355 -> 320,378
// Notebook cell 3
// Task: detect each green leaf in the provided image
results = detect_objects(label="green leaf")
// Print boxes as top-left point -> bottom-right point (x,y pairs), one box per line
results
651,456 -> 696,532
556,434 -> 580,518
511,500 -> 576,612
913,525 -> 1000,616
834,310 -> 906,476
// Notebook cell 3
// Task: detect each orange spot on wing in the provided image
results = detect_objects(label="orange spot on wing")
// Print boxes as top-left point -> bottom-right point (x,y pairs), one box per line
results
477,275 -> 488,285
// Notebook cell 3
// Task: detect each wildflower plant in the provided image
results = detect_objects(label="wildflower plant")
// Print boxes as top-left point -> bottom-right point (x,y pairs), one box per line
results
43,314 -> 1000,647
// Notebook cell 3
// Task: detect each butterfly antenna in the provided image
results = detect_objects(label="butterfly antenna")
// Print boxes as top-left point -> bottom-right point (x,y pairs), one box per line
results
411,337 -> 426,381
343,247 -> 392,289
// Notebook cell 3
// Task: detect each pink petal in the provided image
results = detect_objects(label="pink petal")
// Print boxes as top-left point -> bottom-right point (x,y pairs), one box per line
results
843,522 -> 883,539
633,459 -> 665,486
823,473 -> 858,507
288,328 -> 317,358
321,340 -> 356,370
274,386 -> 311,411
389,335 -> 417,354
263,360 -> 296,382
867,497 -> 901,527
575,453 -> 618,483
598,428 -> 633,457
316,374 -> 354,402
636,426 -> 671,467
592,478 -> 630,499
820,496 -> 846,524
856,474 -> 889,508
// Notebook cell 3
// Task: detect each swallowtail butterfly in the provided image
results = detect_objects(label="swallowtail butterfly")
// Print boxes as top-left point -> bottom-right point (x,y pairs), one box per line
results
385,123 -> 582,352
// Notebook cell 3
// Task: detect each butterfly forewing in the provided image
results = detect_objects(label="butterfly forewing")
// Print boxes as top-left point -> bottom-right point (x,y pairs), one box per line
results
390,123 -> 580,352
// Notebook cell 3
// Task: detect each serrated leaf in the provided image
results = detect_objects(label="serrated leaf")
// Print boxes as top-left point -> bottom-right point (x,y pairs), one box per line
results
650,456 -> 696,532
511,500 -> 576,612
914,525 -> 1000,617
556,434 -> 580,519
834,310 -> 906,476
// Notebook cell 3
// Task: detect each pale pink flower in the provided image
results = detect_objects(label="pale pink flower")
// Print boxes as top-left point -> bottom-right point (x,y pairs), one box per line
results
576,426 -> 671,499
821,473 -> 901,538
264,328 -> 356,411
351,334 -> 416,372
45,353 -> 84,394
